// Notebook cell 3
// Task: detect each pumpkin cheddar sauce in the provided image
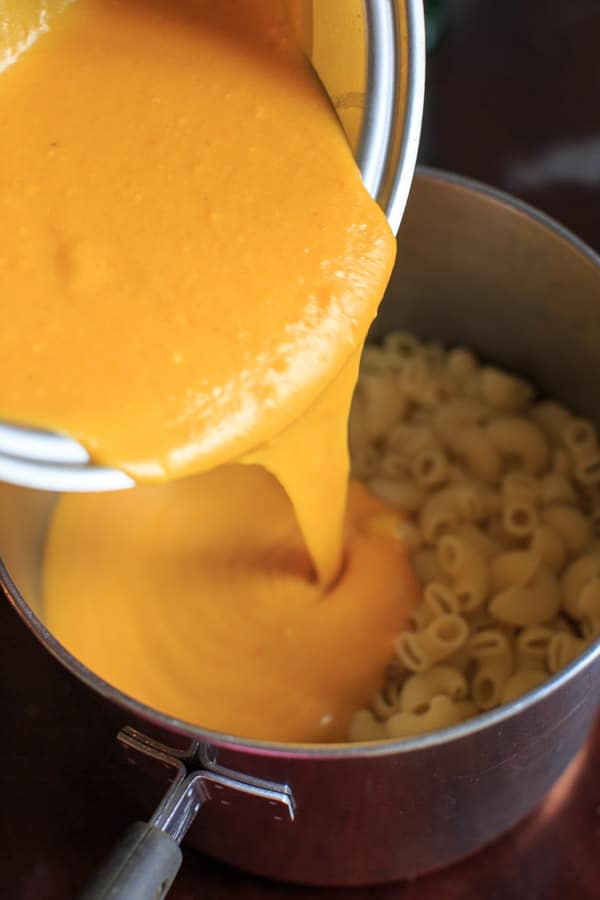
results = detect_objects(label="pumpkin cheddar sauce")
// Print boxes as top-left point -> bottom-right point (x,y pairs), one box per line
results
1,0 -> 419,741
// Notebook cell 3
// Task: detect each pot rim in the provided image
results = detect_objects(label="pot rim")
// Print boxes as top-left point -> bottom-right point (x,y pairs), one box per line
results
361,0 -> 426,234
2,167 -> 600,760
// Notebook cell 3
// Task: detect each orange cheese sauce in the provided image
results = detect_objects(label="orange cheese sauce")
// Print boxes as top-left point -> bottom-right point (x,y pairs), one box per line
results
44,471 -> 418,742
0,0 -> 392,487
0,0 -> 418,740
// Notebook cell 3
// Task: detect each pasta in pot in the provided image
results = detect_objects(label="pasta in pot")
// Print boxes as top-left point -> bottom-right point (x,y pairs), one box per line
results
501,472 -> 539,538
501,669 -> 548,704
477,367 -> 533,413
540,471 -> 579,506
421,581 -> 460,619
530,401 -> 573,445
394,614 -> 469,672
516,625 -> 555,668
488,566 -> 562,627
529,524 -> 567,572
400,666 -> 468,712
385,695 -> 470,739
563,418 -> 598,461
582,616 -> 600,640
437,534 -> 489,612
349,332 -> 599,742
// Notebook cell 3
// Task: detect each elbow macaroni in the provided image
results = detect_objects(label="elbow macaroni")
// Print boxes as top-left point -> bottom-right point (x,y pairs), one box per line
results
501,472 -> 539,538
477,367 -> 533,413
530,401 -> 573,445
348,331 -> 599,742
418,483 -> 485,543
394,614 -> 469,672
486,417 -> 550,474
400,666 -> 468,712
563,418 -> 598,460
500,669 -> 548,704
385,695 -> 470,739
411,445 -> 450,487
516,625 -> 554,668
446,425 -> 502,484
541,504 -> 593,554
488,566 -> 561,627
529,525 -> 567,572
437,535 -> 489,612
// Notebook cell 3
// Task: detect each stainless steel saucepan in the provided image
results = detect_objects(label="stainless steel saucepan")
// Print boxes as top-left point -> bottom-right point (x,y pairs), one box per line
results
1,170 -> 600,898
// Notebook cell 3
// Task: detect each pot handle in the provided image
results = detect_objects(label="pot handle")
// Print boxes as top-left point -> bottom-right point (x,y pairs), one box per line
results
76,740 -> 295,900
77,764 -> 204,900
77,822 -> 182,900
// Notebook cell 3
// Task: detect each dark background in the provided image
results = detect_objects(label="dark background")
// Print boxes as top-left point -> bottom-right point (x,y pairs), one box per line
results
2,1 -> 599,897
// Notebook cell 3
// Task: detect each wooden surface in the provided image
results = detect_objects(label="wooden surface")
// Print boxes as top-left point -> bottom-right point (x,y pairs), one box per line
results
2,0 -> 600,897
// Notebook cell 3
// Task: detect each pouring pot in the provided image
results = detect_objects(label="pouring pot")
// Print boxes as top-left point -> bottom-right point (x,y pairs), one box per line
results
1,169 -> 600,893
0,0 -> 426,492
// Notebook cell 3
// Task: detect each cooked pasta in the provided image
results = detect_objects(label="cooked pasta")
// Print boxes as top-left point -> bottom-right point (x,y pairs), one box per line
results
453,523 -> 501,561
446,425 -> 502,484
411,445 -> 450,487
501,473 -> 539,538
561,553 -> 600,617
500,670 -> 548,704
382,330 -> 422,358
582,616 -> 600,641
488,566 -> 561,627
437,535 -> 489,612
434,398 -> 489,442
351,449 -> 380,482
394,614 -> 469,672
349,709 -> 387,742
563,418 -> 598,460
490,550 -> 541,592
516,625 -> 554,668
465,609 -> 498,634
368,477 -> 428,514
541,505 -> 593,554
486,417 -> 550,474
574,453 -> 600,486
472,655 -> 513,710
530,401 -> 573,445
477,367 -> 533,413
347,331 -> 599,742
354,371 -> 404,442
446,347 -> 478,384
384,695 -> 467,739
539,472 -> 578,506
400,666 -> 468,713
577,577 -> 600,618
547,633 -> 588,672
529,524 -> 567,572
466,628 -> 512,660
424,580 -> 460,614
387,422 -> 438,458
419,483 -> 485,543
411,548 -> 443,585
550,448 -> 572,477
378,450 -> 410,481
